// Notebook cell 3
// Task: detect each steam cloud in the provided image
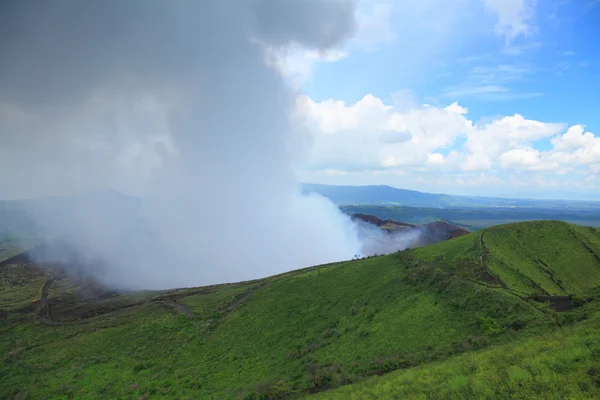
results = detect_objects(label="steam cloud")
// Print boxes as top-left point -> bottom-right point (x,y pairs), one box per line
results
354,221 -> 423,256
0,0 -> 370,289
1,0 -> 418,289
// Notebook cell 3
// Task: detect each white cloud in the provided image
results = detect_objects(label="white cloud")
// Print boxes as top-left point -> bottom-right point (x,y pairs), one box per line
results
498,147 -> 543,168
266,47 -> 348,87
552,125 -> 598,151
550,125 -> 600,166
483,0 -> 537,43
463,114 -> 565,171
295,93 -> 391,133
427,153 -> 446,166
296,92 -> 600,195
296,94 -> 472,170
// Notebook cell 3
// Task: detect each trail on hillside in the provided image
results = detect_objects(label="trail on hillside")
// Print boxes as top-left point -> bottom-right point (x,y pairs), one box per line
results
39,278 -> 53,320
158,300 -> 194,318
38,277 -> 80,326
36,274 -> 197,325
478,230 -> 509,289
202,260 -> 352,336
569,227 -> 600,265
34,260 -> 349,327
478,230 -> 568,324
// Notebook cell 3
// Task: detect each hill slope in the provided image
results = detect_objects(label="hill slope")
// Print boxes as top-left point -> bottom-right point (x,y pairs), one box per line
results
2,221 -> 600,399
309,311 -> 600,399
416,221 -> 600,298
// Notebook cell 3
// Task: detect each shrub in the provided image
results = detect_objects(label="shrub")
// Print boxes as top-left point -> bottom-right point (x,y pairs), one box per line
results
479,317 -> 503,336
244,379 -> 292,400
132,361 -> 153,372
307,363 -> 333,388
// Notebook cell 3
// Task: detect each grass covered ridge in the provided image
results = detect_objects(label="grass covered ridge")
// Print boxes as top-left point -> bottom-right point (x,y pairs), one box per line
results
1,221 -> 600,399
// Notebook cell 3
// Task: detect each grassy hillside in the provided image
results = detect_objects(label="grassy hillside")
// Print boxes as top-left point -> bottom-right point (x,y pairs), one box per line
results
2,221 -> 600,399
415,221 -> 600,298
483,222 -> 600,296
309,310 -> 600,399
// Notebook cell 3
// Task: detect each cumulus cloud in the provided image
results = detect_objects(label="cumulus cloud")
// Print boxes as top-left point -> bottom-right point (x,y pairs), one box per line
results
498,147 -> 543,169
296,91 -> 599,186
296,95 -> 472,170
552,125 -> 600,152
493,126 -> 600,174
0,0 -> 364,289
550,125 -> 600,166
463,114 -> 565,171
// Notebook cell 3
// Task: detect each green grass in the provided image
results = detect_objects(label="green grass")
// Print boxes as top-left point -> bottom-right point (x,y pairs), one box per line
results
413,221 -> 600,297
484,222 -> 600,295
309,308 -> 600,400
2,221 -> 600,399
0,263 -> 49,314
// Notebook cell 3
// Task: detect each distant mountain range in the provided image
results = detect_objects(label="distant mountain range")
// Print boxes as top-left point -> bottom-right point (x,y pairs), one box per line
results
301,183 -> 600,210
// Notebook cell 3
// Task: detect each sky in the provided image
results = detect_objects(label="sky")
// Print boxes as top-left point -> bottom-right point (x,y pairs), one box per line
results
284,0 -> 600,200
0,0 -> 599,203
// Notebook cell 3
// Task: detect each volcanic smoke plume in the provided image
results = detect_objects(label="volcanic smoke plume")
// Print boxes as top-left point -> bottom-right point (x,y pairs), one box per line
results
0,0 -> 363,289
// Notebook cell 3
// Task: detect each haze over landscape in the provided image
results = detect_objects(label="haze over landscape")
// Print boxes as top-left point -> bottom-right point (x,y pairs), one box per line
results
2,1 -> 600,399
1,0 -> 368,288
1,0 -> 599,289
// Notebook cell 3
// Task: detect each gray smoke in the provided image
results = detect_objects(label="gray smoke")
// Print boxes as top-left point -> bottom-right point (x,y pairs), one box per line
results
354,221 -> 423,256
0,0 -> 363,289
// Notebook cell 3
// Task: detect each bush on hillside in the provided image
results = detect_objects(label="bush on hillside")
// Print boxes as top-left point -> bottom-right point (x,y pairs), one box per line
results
478,317 -> 503,336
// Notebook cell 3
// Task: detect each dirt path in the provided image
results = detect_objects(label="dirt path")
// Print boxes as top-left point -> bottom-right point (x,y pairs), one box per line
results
536,258 -> 566,292
569,227 -> 600,266
159,300 -> 194,318
36,259 -> 352,327
37,274 -> 196,325
38,277 -> 79,326
478,230 -> 508,289
39,278 -> 54,319
201,261 -> 353,335
477,231 -> 567,325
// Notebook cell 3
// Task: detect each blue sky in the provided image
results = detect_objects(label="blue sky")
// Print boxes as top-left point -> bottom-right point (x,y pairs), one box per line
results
286,0 -> 600,200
